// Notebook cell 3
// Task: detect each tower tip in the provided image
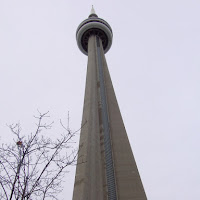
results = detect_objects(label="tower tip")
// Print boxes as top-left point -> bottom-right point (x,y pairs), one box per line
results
91,5 -> 96,15
89,5 -> 98,18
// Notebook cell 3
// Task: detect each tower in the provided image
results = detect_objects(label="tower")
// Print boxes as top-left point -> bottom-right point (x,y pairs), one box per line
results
73,7 -> 147,200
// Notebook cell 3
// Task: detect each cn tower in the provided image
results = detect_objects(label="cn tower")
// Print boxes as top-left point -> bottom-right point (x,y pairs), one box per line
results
73,7 -> 147,200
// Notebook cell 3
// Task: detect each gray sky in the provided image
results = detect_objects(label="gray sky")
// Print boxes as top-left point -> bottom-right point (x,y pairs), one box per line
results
0,0 -> 200,199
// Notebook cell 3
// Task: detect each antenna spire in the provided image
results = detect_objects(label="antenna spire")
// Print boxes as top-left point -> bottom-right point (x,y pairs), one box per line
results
91,5 -> 96,15
89,5 -> 98,18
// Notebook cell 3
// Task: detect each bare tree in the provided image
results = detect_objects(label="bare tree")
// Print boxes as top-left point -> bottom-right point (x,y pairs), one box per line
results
0,111 -> 79,200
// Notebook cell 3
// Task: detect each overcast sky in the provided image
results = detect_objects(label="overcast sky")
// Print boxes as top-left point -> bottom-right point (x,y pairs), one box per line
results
0,0 -> 200,199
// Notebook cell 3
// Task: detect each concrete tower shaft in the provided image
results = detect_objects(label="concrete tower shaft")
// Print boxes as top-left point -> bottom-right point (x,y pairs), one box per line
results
73,10 -> 147,200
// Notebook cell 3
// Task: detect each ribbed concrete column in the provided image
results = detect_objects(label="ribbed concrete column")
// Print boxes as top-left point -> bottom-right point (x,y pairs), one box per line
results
99,41 -> 147,200
73,34 -> 147,199
73,35 -> 104,200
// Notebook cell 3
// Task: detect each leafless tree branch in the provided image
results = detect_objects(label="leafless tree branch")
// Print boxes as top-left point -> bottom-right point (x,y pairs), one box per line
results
0,112 -> 80,200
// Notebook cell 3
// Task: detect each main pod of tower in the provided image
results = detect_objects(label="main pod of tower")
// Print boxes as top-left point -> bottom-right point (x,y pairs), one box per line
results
73,8 -> 147,200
